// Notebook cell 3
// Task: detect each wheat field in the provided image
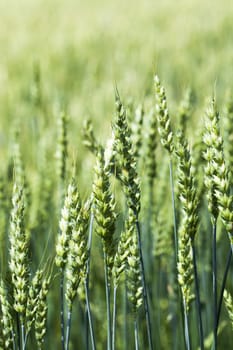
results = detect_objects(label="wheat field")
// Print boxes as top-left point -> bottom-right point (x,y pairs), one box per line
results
0,1 -> 233,349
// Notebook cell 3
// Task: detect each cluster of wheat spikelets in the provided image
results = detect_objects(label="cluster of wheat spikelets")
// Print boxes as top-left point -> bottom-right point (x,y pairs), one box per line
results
0,74 -> 233,350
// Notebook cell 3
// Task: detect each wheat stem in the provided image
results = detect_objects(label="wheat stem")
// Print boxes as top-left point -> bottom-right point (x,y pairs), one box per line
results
191,242 -> 204,350
183,299 -> 191,350
135,220 -> 153,350
212,221 -> 217,350
84,209 -> 96,350
60,273 -> 65,350
216,247 -> 232,328
134,318 -> 139,350
104,251 -> 112,350
112,286 -> 117,350
65,309 -> 72,350
84,280 -> 96,350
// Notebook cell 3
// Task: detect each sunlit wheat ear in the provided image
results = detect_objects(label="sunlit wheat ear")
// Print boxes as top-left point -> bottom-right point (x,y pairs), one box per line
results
65,200 -> 90,310
154,75 -> 174,154
0,279 -> 14,349
203,100 -> 220,221
126,210 -> 143,315
9,183 -> 29,322
55,111 -> 68,183
113,92 -> 141,215
26,268 -> 44,333
55,178 -> 81,270
204,100 -> 233,243
176,132 -> 198,311
113,209 -> 134,288
223,289 -> 233,330
93,148 -> 116,274
176,131 -> 199,241
35,274 -> 51,349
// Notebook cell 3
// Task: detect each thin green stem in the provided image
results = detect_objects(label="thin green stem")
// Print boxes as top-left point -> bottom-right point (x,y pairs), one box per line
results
134,318 -> 139,350
85,210 -> 95,350
20,323 -> 25,350
169,158 -> 178,261
212,221 -> 217,350
16,313 -> 20,350
112,285 -> 117,350
216,247 -> 232,328
183,300 -> 191,350
12,330 -> 17,350
104,251 -> 112,350
60,273 -> 65,350
123,281 -> 128,350
84,280 -> 96,350
191,242 -> 204,350
65,309 -> 72,350
22,333 -> 28,350
135,219 -> 153,350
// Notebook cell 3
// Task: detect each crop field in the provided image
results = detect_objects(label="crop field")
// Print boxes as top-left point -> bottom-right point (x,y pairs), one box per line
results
1,0 -> 233,349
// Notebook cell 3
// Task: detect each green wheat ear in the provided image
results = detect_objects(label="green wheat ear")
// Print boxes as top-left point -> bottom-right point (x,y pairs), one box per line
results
9,183 -> 30,322
55,178 -> 81,270
65,199 -> 90,310
176,131 -> 198,311
203,100 -> 220,221
26,268 -> 44,333
0,279 -> 14,349
35,273 -> 52,349
204,100 -> 233,244
154,75 -> 174,154
223,289 -> 233,330
93,148 -> 116,275
126,209 -> 143,315
113,92 -> 141,215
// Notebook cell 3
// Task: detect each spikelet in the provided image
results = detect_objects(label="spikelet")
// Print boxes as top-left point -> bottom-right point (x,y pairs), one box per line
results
65,200 -> 90,310
26,268 -> 44,333
113,92 -> 141,215
35,275 -> 51,349
203,100 -> 233,243
55,178 -> 81,269
0,279 -> 14,349
126,210 -> 143,315
9,184 -> 29,322
154,75 -> 174,154
113,209 -> 134,288
223,289 -> 233,330
203,100 -> 220,221
176,131 -> 198,311
93,149 -> 116,275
